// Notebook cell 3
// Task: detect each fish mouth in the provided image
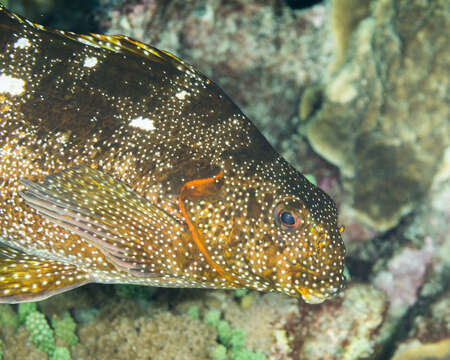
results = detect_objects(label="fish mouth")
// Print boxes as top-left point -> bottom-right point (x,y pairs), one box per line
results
297,283 -> 344,304
297,286 -> 327,304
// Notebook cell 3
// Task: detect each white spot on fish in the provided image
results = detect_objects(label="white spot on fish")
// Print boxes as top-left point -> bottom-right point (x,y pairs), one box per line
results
83,56 -> 98,68
175,90 -> 189,100
14,37 -> 31,49
129,116 -> 155,131
0,74 -> 26,96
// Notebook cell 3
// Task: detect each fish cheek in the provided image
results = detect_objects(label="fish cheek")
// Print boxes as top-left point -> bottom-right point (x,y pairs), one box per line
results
246,188 -> 259,220
159,158 -> 221,195
178,167 -> 242,287
246,231 -> 284,284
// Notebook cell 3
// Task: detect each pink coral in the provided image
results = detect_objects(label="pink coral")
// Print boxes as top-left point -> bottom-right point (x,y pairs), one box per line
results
373,236 -> 434,313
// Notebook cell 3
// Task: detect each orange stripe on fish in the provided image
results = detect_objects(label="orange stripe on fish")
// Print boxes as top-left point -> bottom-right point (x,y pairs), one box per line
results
178,169 -> 241,286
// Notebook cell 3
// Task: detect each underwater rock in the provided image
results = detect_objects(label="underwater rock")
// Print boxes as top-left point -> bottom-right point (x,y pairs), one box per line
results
392,339 -> 450,360
287,283 -> 388,360
373,237 -> 434,316
373,157 -> 450,304
411,290 -> 450,344
329,0 -> 371,70
99,0 -> 333,151
303,0 -> 450,231
391,290 -> 450,360
372,180 -> 450,321
353,156 -> 450,359
5,0 -> 99,33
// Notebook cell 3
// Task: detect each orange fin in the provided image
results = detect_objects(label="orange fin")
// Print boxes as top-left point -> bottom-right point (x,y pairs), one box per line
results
0,243 -> 91,303
19,167 -> 184,276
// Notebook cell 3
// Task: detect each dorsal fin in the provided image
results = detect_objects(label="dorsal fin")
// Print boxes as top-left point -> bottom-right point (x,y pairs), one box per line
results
0,5 -> 192,73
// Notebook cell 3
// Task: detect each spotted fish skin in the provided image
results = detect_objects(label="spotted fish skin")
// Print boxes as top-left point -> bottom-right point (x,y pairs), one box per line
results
0,6 -> 346,303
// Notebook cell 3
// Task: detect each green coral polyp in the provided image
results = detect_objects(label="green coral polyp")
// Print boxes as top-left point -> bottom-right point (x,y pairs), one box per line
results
0,304 -> 19,328
205,309 -> 221,327
52,346 -> 71,360
25,311 -> 56,355
18,302 -> 37,324
187,305 -> 200,320
52,312 -> 78,347
205,309 -> 266,360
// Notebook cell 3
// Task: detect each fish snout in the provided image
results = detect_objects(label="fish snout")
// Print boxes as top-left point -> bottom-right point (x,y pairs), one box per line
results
293,235 -> 346,303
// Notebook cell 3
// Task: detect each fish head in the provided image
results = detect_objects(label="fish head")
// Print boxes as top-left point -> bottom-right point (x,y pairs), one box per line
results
235,157 -> 347,303
181,154 -> 347,302
258,164 -> 345,303
267,192 -> 346,303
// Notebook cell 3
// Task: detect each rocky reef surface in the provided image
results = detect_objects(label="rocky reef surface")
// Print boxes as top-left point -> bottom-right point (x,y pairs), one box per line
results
0,0 -> 449,359
303,0 -> 449,232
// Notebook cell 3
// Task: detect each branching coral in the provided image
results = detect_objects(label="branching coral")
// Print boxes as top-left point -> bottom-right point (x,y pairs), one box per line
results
52,312 -> 78,347
52,346 -> 71,360
187,305 -> 199,320
18,302 -> 37,324
0,304 -> 19,328
205,309 -> 266,360
25,311 -> 55,355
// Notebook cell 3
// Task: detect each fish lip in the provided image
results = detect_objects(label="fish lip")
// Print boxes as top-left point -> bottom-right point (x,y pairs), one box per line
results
297,286 -> 327,304
297,281 -> 345,303
292,266 -> 344,303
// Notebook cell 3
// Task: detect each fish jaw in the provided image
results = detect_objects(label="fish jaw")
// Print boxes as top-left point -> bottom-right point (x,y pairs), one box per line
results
296,285 -> 344,304
296,276 -> 344,304
297,286 -> 327,304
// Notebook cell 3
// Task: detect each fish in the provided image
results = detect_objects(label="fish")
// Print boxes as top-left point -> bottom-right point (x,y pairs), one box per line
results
0,5 -> 346,304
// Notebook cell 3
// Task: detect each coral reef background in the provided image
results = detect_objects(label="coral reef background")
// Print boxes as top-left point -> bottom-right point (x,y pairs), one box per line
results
0,0 -> 449,359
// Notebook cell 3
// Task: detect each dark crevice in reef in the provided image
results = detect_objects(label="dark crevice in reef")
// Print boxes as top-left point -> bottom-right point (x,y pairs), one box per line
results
375,270 -> 450,360
5,0 -> 102,33
284,0 -> 323,10
346,214 -> 416,281
345,209 -> 450,360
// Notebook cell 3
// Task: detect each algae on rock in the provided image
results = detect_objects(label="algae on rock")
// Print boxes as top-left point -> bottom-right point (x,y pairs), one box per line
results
329,0 -> 371,70
304,0 -> 450,231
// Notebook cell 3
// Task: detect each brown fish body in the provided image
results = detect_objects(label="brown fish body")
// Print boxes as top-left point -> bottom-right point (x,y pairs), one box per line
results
0,6 -> 345,303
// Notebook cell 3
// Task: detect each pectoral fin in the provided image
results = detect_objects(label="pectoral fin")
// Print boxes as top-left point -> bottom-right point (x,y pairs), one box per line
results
19,167 -> 184,276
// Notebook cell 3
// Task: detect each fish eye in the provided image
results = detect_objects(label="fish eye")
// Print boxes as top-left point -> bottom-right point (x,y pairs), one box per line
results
280,211 -> 295,225
274,203 -> 302,231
